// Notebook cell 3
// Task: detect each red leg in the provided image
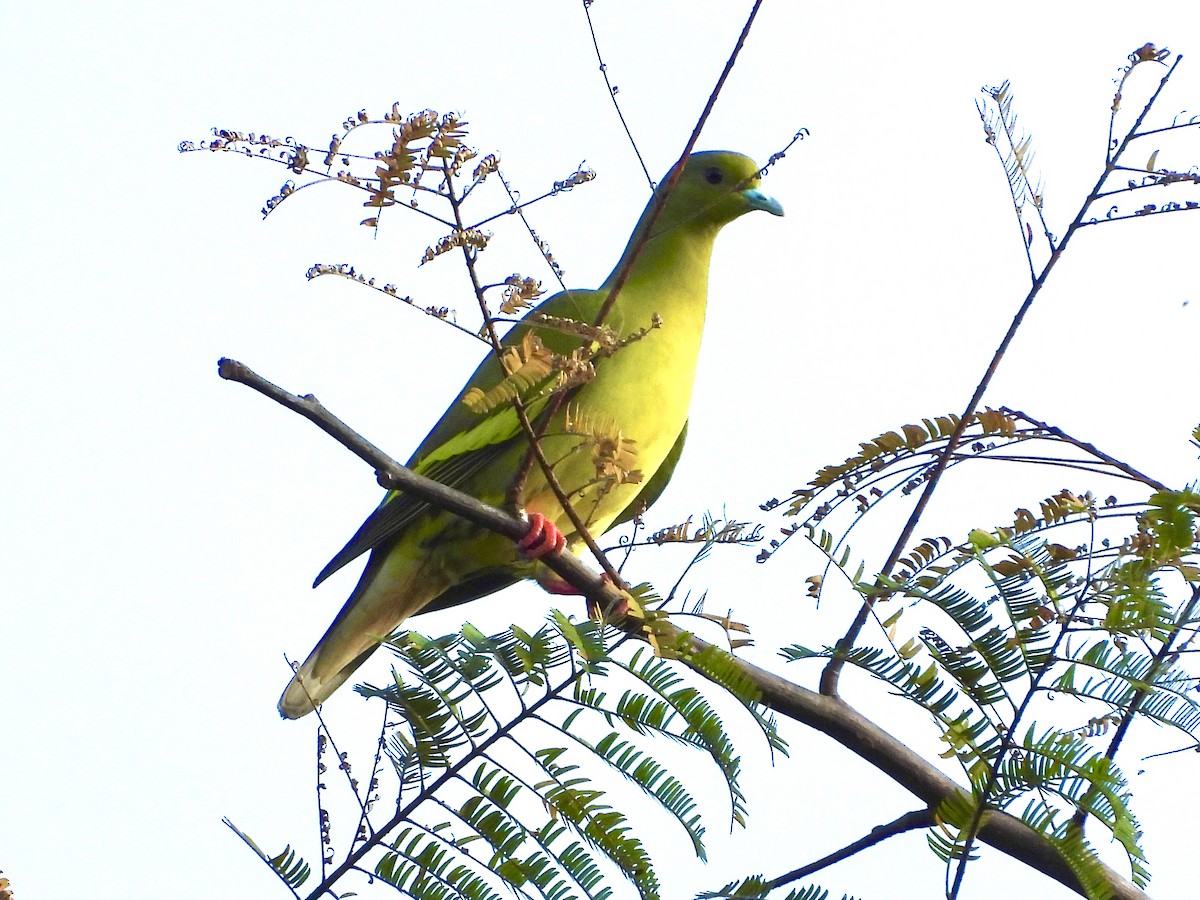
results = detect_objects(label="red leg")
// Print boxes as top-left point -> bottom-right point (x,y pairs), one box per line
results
519,515 -> 627,618
540,576 -> 583,595
517,512 -> 565,560
538,571 -> 628,619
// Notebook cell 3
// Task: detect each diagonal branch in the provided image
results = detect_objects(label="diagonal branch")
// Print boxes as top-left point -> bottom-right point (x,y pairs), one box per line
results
220,356 -> 1151,900
764,808 -> 933,890
217,358 -> 621,611
1001,407 -> 1169,492
582,0 -> 653,188
591,0 -> 765,329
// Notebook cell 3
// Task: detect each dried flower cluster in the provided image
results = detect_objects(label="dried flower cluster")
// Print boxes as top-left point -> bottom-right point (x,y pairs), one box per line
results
564,406 -> 644,493
499,274 -> 546,314
419,227 -> 492,265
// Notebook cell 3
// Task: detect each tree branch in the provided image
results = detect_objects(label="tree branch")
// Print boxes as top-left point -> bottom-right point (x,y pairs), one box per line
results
220,357 -> 1151,900
591,0 -> 764,329
711,648 -> 1151,900
765,808 -> 933,890
217,358 -> 620,608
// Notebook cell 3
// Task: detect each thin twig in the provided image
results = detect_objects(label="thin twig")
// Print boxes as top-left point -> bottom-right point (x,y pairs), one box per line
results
348,705 -> 391,847
591,0 -> 765,329
309,267 -> 487,344
1128,118 -> 1200,140
582,0 -> 652,187
1080,203 -> 1200,226
471,170 -> 596,235
493,169 -> 570,292
765,809 -> 934,890
315,729 -> 329,881
1001,407 -> 1169,491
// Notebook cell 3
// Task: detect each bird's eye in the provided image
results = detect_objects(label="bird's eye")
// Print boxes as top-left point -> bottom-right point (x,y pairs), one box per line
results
704,167 -> 724,185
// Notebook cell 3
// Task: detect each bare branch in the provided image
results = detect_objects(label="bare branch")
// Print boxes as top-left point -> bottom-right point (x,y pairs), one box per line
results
582,0 -> 653,187
216,357 -> 621,609
219,356 -> 1150,899
1002,407 -> 1169,492
765,809 -> 933,890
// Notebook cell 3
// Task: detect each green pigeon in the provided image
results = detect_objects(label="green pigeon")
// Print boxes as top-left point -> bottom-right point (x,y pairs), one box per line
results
279,150 -> 783,718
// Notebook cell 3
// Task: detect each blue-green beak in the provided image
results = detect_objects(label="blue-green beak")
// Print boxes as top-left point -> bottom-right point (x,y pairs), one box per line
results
743,187 -> 784,216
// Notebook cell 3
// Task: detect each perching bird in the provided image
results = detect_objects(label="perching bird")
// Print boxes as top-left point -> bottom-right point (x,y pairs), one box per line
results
279,150 -> 783,718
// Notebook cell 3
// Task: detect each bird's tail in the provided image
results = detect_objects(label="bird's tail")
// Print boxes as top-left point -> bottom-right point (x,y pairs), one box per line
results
278,552 -> 443,719
279,643 -> 378,719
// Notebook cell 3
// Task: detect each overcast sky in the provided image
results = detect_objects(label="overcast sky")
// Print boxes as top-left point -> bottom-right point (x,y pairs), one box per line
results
5,2 -> 1200,898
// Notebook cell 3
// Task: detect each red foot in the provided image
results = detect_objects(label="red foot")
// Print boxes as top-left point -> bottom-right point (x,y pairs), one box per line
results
518,512 -> 565,560
537,571 -> 628,619
540,576 -> 582,595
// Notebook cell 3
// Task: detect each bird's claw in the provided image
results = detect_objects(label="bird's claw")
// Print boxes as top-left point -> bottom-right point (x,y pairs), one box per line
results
521,521 -> 627,618
538,571 -> 626,620
518,512 -> 565,560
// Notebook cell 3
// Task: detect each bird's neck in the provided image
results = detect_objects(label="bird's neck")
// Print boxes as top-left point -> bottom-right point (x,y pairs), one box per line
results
601,222 -> 719,333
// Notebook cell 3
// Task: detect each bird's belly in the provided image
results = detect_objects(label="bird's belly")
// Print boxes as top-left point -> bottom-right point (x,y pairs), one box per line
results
523,333 -> 696,539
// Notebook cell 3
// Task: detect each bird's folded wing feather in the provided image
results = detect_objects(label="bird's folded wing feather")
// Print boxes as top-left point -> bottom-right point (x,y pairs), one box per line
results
313,288 -> 607,587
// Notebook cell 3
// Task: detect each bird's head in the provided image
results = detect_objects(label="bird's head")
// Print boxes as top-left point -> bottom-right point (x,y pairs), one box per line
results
655,150 -> 784,232
602,149 -> 784,290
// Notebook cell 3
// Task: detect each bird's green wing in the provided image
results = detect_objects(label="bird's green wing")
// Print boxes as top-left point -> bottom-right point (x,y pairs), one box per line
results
311,441 -> 509,587
407,287 -> 606,462
313,288 -> 607,587
409,420 -> 688,616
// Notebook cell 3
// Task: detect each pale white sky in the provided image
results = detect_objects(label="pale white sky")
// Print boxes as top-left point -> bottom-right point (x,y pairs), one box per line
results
4,2 -> 1200,898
